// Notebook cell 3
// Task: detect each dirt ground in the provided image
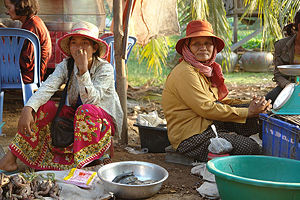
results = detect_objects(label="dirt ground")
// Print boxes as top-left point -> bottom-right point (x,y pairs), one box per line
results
0,81 -> 276,200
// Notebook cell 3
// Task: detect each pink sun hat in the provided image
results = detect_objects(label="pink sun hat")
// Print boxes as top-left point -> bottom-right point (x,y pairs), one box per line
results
57,21 -> 108,58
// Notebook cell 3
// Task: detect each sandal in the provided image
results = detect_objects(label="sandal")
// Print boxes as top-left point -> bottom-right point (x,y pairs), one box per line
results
0,169 -> 19,175
99,154 -> 112,165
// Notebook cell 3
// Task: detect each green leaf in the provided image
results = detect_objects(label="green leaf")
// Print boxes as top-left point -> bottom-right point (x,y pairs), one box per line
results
139,37 -> 169,76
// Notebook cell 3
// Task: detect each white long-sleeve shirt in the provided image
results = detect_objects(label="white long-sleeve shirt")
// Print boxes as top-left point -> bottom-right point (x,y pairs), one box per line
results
26,57 -> 123,138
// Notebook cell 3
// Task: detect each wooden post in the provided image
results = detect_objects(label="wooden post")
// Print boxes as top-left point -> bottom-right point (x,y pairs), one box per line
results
122,0 -> 134,59
233,0 -> 238,45
113,0 -> 128,144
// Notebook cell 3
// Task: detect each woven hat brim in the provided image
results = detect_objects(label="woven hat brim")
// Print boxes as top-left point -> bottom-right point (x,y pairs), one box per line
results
57,33 -> 108,58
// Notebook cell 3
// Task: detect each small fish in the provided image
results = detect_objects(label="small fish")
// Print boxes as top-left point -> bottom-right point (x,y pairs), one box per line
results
112,171 -> 157,185
112,171 -> 134,183
119,175 -> 138,184
140,180 -> 156,184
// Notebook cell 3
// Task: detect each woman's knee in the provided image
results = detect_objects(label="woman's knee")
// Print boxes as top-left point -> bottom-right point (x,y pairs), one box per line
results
76,104 -> 101,114
266,86 -> 283,102
232,137 -> 261,155
35,100 -> 57,123
38,100 -> 57,113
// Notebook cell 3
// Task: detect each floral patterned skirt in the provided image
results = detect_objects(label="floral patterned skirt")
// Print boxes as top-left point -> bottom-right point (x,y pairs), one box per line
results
9,101 -> 115,170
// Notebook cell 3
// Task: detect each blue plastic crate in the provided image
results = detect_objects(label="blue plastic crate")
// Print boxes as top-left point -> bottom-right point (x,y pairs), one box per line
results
260,113 -> 300,160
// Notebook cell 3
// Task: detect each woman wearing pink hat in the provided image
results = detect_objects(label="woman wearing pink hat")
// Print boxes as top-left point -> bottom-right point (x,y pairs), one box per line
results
162,20 -> 272,162
0,21 -> 123,173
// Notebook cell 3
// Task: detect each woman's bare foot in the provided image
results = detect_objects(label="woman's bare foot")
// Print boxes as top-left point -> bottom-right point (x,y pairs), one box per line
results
0,151 -> 18,172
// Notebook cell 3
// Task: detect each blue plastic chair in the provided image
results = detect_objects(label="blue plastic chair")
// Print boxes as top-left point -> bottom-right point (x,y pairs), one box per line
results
0,28 -> 41,135
102,36 -> 137,82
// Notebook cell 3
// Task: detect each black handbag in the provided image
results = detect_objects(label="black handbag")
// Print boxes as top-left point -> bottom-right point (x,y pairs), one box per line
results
50,117 -> 74,147
50,61 -> 74,148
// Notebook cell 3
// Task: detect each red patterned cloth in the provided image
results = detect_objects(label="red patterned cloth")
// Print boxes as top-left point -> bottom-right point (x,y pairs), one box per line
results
48,31 -> 68,69
21,15 -> 52,83
9,101 -> 114,170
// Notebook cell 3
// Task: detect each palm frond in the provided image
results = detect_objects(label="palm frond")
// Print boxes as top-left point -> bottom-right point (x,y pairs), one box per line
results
178,0 -> 192,27
139,36 -> 169,76
191,0 -> 208,20
206,0 -> 231,47
243,0 -> 300,51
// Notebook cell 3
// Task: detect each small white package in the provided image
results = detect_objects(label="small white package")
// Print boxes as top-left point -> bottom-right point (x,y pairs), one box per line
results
64,168 -> 97,188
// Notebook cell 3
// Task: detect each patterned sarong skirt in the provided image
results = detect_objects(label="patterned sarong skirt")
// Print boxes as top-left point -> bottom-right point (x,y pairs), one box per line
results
9,101 -> 115,170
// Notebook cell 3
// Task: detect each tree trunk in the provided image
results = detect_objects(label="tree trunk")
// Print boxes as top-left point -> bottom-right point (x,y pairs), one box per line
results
113,0 -> 127,144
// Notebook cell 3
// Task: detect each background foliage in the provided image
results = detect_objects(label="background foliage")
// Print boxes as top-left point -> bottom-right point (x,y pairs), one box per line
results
122,0 -> 300,82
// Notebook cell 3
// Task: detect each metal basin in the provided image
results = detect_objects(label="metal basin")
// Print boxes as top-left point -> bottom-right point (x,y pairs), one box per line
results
97,161 -> 168,199
278,65 -> 300,76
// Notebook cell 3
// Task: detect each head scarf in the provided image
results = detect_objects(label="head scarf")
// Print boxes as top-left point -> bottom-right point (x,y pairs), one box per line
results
181,42 -> 229,100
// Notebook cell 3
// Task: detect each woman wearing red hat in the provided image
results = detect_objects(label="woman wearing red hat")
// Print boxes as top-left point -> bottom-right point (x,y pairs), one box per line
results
162,20 -> 272,162
0,21 -> 123,173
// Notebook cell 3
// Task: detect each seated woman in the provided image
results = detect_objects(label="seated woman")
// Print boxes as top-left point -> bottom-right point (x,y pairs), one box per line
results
266,10 -> 300,102
162,20 -> 271,162
0,21 -> 123,173
4,0 -> 52,83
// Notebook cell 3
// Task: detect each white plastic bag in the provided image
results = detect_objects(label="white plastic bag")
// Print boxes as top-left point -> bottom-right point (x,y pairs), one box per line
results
124,147 -> 149,154
136,111 -> 166,127
208,124 -> 233,154
197,182 -> 220,199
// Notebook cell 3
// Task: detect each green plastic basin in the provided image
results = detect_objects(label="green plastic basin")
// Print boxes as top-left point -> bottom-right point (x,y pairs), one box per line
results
207,155 -> 300,200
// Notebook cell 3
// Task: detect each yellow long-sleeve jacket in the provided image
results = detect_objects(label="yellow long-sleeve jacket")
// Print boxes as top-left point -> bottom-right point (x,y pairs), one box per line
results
162,61 -> 250,149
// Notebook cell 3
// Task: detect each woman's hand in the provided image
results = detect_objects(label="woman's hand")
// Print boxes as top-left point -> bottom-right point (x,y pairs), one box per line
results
247,96 -> 272,118
73,49 -> 88,75
18,106 -> 35,136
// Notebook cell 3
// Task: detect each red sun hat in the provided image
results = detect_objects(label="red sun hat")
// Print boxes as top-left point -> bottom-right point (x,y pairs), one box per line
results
57,21 -> 108,58
175,20 -> 225,55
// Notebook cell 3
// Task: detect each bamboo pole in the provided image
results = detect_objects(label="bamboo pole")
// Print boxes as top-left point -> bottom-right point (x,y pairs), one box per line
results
233,0 -> 238,45
122,0 -> 134,59
113,0 -> 128,144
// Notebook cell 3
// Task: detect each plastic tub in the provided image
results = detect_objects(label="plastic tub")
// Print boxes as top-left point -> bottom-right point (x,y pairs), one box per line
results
207,155 -> 300,200
134,124 -> 170,153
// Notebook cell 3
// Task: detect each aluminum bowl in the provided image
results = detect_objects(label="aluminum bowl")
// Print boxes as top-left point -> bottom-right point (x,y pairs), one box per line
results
97,161 -> 168,199
278,65 -> 300,76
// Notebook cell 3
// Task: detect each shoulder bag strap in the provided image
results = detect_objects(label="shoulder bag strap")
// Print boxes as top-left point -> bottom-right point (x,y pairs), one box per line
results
53,59 -> 74,119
